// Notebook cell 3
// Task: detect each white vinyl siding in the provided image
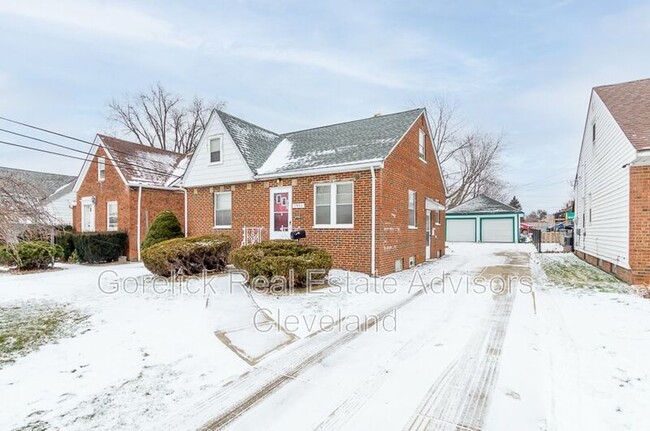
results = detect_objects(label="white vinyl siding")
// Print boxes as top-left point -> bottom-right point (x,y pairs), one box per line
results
574,91 -> 637,268
408,190 -> 416,228
214,191 -> 232,228
98,157 -> 105,181
45,190 -> 75,226
107,201 -> 118,231
182,114 -> 255,187
314,182 -> 353,227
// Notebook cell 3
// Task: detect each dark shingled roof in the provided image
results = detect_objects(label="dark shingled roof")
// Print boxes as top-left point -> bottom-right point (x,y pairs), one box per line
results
594,78 -> 650,150
447,194 -> 522,214
98,135 -> 188,187
215,108 -> 425,174
0,166 -> 76,200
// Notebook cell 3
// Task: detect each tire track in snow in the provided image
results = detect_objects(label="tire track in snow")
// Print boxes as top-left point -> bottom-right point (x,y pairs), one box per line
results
402,274 -> 519,430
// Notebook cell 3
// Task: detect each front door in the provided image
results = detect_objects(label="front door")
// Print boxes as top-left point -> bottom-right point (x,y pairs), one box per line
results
425,210 -> 432,260
269,186 -> 292,239
81,199 -> 95,232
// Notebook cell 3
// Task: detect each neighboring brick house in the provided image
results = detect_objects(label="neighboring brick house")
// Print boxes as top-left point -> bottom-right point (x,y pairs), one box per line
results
72,135 -> 189,260
574,78 -> 650,284
182,108 -> 446,276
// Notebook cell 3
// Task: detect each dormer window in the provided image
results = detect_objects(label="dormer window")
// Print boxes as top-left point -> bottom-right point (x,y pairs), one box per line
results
418,129 -> 426,161
209,136 -> 223,164
98,157 -> 105,181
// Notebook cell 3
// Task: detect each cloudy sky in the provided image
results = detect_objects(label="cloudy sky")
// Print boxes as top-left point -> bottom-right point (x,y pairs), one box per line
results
1,0 -> 649,213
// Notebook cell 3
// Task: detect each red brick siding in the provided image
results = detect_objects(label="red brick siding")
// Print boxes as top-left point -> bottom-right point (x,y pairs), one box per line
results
74,147 -> 185,261
629,165 -> 650,285
574,250 -> 633,284
186,172 -> 372,273
376,114 -> 446,275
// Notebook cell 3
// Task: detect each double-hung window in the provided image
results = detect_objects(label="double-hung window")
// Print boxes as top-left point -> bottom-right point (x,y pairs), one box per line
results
209,136 -> 223,164
214,191 -> 232,228
408,190 -> 416,228
107,201 -> 118,231
98,157 -> 106,181
418,129 -> 426,161
314,182 -> 353,227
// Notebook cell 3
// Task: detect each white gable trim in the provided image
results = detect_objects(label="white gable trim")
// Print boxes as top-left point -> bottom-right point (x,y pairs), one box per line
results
181,110 -> 255,187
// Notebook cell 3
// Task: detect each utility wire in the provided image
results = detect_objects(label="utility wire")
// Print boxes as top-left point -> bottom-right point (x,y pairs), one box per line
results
0,116 -> 182,173
0,139 -> 183,180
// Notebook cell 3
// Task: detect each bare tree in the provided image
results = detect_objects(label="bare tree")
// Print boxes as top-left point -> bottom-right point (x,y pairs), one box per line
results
425,98 -> 509,208
0,174 -> 56,245
108,83 -> 225,153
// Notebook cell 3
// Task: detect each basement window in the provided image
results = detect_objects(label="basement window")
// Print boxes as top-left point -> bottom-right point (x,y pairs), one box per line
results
98,157 -> 105,182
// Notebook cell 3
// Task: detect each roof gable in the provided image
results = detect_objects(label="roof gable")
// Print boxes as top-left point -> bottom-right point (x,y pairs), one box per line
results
0,166 -> 76,200
594,78 -> 650,150
447,194 -> 521,214
97,135 -> 187,187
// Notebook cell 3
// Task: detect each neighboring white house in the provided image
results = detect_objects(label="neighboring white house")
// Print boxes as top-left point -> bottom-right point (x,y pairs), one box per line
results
574,78 -> 650,284
446,195 -> 523,243
0,166 -> 76,227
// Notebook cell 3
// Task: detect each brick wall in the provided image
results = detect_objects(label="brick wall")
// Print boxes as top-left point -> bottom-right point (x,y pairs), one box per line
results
574,249 -> 633,284
74,147 -> 185,261
376,114 -> 446,274
186,171 -> 373,273
629,164 -> 650,285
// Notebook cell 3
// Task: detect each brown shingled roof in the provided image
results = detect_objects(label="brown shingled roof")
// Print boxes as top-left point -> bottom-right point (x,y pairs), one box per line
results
97,135 -> 187,187
594,78 -> 650,150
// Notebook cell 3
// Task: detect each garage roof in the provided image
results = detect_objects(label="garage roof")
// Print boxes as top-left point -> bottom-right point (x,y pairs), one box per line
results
447,194 -> 522,215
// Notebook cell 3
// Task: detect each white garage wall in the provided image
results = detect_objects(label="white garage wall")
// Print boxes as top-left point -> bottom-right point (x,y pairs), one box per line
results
446,213 -> 521,243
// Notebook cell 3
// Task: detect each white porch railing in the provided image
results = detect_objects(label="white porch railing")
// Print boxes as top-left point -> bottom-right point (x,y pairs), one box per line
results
241,227 -> 264,246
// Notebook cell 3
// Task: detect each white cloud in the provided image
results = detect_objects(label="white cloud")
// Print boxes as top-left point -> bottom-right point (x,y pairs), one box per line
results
0,0 -> 198,48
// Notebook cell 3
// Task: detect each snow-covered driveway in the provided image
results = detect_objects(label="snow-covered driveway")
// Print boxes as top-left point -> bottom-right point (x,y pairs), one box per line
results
2,244 -> 649,430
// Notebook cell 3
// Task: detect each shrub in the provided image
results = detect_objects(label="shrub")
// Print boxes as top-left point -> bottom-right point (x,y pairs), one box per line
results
141,211 -> 184,250
230,240 -> 332,288
54,232 -> 76,261
141,234 -> 232,277
0,241 -> 63,270
72,232 -> 128,263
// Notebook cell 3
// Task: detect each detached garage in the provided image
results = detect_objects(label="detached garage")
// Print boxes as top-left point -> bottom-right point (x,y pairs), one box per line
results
446,194 -> 523,243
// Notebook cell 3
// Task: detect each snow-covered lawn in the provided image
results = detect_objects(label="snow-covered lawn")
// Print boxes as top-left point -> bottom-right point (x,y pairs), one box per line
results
0,246 -> 648,430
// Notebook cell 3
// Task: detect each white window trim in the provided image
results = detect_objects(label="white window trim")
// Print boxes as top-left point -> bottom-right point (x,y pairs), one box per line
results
434,210 -> 441,226
106,201 -> 118,231
213,191 -> 232,229
418,129 -> 427,162
408,190 -> 417,229
208,135 -> 224,166
313,181 -> 354,228
98,156 -> 106,182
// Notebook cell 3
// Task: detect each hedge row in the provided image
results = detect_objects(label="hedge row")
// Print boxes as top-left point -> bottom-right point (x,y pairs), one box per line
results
55,232 -> 128,263
141,234 -> 232,277
0,241 -> 63,270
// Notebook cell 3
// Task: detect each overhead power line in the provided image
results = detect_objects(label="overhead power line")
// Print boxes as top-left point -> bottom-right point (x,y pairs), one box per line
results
0,139 -> 183,180
0,116 -> 179,173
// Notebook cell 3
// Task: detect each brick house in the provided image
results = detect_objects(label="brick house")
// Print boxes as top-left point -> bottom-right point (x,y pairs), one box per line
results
574,78 -> 650,284
72,135 -> 189,260
182,108 -> 446,276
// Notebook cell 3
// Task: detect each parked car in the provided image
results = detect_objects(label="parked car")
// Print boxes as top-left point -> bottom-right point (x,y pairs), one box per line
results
520,222 -> 533,235
547,222 -> 574,232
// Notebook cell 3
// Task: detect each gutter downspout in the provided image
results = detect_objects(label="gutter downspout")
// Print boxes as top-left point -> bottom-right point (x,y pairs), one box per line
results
182,187 -> 188,237
370,166 -> 376,276
137,185 -> 142,261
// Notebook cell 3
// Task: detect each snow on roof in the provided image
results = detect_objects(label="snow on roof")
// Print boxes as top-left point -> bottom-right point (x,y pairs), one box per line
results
98,135 -> 187,187
215,108 -> 424,175
447,194 -> 522,214
0,166 -> 76,200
